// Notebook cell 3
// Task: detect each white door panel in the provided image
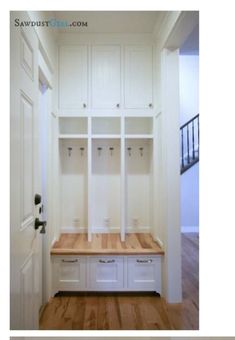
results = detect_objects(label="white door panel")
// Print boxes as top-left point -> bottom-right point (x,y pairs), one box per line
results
11,11 -> 41,330
91,45 -> 121,109
124,45 -> 153,109
59,45 -> 88,110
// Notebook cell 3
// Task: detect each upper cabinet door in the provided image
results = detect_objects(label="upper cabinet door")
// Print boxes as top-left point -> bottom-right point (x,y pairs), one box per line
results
59,46 -> 88,110
91,45 -> 121,109
124,46 -> 153,109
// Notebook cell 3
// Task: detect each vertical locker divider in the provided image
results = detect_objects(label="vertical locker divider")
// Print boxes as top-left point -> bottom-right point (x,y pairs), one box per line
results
88,116 -> 92,242
121,116 -> 125,242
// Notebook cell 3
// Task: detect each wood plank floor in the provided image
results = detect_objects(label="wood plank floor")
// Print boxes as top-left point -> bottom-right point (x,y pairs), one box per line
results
40,233 -> 198,330
51,233 -> 164,255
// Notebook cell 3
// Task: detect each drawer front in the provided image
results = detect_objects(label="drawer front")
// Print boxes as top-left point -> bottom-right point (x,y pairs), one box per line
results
55,257 -> 86,291
127,257 -> 161,292
89,256 -> 124,290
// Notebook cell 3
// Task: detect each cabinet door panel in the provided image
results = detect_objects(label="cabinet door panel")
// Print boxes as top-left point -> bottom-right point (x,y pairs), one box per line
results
59,46 -> 88,110
92,45 -> 121,109
127,257 -> 161,292
89,257 -> 124,290
124,45 -> 153,109
54,257 -> 86,291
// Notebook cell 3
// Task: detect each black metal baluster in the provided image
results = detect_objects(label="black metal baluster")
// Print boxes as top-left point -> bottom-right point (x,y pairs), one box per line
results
187,125 -> 190,164
181,128 -> 184,168
192,120 -> 195,160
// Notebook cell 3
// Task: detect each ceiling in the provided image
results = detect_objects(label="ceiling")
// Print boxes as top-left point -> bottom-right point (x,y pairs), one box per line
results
180,24 -> 199,55
53,11 -> 166,33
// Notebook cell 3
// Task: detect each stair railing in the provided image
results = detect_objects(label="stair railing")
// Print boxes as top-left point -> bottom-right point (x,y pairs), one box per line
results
180,114 -> 199,174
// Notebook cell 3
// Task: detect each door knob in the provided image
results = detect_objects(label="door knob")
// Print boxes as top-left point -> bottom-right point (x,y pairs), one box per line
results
34,194 -> 41,205
34,218 -> 47,234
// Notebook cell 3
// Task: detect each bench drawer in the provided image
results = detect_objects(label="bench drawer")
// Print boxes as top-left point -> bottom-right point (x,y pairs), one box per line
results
88,256 -> 124,290
127,256 -> 161,293
53,256 -> 86,291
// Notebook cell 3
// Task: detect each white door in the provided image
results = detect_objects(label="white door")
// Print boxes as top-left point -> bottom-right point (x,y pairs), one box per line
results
124,45 -> 153,109
10,11 -> 43,329
59,45 -> 88,111
91,45 -> 121,109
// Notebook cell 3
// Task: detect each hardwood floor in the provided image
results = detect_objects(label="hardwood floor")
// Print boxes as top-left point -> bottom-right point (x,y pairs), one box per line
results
40,233 -> 199,330
51,233 -> 164,255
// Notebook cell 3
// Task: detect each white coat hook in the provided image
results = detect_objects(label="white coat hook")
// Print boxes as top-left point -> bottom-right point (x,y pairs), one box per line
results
97,147 -> 102,156
127,147 -> 132,156
109,147 -> 114,156
80,147 -> 85,156
139,147 -> 144,157
68,147 -> 72,157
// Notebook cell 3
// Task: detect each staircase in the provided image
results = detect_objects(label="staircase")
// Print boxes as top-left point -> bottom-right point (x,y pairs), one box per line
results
180,114 -> 199,174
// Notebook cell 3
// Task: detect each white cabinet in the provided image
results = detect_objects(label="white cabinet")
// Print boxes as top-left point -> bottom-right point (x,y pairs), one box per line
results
58,44 -> 154,113
91,45 -> 121,109
59,46 -> 88,111
52,255 -> 162,294
52,256 -> 86,291
127,256 -> 161,291
124,45 -> 153,109
88,256 -> 124,290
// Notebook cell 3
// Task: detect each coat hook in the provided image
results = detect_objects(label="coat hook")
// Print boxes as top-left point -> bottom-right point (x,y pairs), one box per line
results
97,147 -> 102,156
127,147 -> 132,156
68,147 -> 72,157
109,147 -> 114,156
139,147 -> 144,157
80,147 -> 85,156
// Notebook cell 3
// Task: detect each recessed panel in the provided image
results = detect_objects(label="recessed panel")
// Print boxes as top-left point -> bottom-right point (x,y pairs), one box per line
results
21,31 -> 34,79
20,254 -> 35,329
20,92 -> 34,230
92,45 -> 121,109
124,46 -> 153,109
59,46 -> 88,110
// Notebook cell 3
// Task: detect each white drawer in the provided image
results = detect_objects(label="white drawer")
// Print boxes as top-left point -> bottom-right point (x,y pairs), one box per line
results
127,256 -> 161,293
88,256 -> 124,290
53,256 -> 86,291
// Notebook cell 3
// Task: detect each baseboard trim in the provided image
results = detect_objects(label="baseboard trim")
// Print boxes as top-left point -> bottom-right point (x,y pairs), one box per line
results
126,227 -> 151,233
60,227 -> 152,234
92,227 -> 120,233
181,226 -> 199,233
60,227 -> 87,234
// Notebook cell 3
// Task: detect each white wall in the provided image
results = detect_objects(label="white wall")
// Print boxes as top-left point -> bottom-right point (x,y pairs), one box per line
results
181,162 -> 199,231
179,54 -> 199,125
179,54 -> 199,232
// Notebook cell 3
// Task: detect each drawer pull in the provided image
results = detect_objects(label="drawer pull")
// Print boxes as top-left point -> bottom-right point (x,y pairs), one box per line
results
99,259 -> 115,264
136,259 -> 153,263
62,259 -> 78,263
